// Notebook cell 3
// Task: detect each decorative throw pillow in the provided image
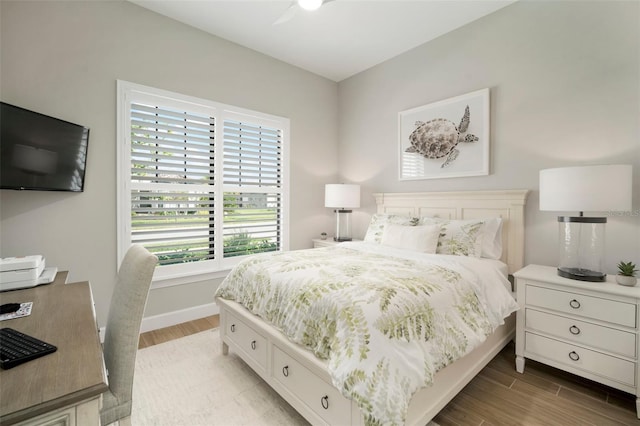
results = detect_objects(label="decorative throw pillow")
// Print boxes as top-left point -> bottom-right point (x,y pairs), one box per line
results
363,214 -> 419,244
421,217 -> 485,257
421,217 -> 503,258
381,224 -> 441,253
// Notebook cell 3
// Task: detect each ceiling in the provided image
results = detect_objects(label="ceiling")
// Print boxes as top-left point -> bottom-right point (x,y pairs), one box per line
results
130,0 -> 516,82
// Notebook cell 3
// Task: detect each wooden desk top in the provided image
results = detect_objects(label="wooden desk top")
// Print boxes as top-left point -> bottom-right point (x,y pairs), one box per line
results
0,271 -> 108,425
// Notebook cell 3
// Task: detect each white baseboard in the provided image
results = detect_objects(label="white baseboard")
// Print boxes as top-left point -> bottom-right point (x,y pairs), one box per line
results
140,302 -> 220,333
99,303 -> 219,342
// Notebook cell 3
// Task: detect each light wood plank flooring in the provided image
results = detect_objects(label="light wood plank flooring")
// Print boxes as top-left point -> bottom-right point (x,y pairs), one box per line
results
139,316 -> 639,425
138,315 -> 219,349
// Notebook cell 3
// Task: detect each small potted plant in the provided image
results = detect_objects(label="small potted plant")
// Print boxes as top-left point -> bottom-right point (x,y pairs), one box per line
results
320,232 -> 327,240
616,261 -> 638,286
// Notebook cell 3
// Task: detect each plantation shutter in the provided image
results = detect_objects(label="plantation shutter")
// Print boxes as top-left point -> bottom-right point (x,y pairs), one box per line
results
130,103 -> 216,265
222,120 -> 282,257
119,81 -> 289,279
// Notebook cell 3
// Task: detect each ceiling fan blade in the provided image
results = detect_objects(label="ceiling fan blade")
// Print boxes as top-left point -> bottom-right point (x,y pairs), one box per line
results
273,2 -> 298,25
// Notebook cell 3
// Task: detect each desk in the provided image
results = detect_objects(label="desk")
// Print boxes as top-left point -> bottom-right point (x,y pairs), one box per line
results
0,272 -> 108,426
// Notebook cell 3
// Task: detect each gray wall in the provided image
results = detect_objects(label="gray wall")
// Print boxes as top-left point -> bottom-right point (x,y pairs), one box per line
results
338,0 -> 640,275
0,0 -> 338,325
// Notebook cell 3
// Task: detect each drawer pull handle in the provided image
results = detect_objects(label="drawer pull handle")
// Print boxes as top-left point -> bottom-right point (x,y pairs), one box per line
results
569,325 -> 581,335
569,299 -> 581,309
230,324 -> 236,332
251,340 -> 256,350
282,366 -> 289,377
569,351 -> 580,361
321,395 -> 329,410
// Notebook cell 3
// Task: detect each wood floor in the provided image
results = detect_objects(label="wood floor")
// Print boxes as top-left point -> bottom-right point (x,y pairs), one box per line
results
139,316 -> 639,425
138,315 -> 219,349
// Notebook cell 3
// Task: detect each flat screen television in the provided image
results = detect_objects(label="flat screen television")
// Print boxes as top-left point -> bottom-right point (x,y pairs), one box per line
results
1,102 -> 89,192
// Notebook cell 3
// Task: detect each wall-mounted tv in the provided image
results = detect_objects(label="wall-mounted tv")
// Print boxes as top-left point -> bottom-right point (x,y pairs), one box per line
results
1,102 -> 89,192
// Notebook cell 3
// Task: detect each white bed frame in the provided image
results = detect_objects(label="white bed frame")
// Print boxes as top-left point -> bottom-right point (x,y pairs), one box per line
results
217,189 -> 529,426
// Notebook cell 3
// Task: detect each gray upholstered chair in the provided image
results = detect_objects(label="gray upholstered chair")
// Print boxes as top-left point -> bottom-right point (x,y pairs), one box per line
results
101,244 -> 158,426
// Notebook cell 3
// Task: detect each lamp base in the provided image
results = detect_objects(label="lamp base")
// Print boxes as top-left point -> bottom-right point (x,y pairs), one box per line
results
333,209 -> 353,242
333,237 -> 352,242
557,267 -> 606,282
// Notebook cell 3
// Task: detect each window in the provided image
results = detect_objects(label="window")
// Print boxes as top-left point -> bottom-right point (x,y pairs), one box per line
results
117,81 -> 289,285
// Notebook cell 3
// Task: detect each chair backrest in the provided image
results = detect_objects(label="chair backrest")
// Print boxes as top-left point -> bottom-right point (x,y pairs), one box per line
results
101,244 -> 157,424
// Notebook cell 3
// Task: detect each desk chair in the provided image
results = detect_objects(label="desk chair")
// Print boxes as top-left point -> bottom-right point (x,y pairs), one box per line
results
101,244 -> 157,426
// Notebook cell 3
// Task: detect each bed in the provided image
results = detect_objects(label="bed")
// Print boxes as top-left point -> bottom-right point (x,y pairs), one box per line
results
215,190 -> 529,425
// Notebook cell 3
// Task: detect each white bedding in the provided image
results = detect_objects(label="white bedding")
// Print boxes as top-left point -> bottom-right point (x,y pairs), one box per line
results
343,240 -> 510,280
215,242 -> 518,425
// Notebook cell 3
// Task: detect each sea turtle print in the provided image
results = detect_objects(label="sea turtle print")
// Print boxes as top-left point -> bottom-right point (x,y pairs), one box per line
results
406,105 -> 479,168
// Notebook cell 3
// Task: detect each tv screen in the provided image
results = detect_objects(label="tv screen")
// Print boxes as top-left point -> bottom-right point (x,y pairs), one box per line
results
1,102 -> 89,192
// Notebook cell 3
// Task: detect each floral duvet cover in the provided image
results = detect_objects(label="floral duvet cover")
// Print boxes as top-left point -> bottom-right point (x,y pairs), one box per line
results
215,242 -> 518,425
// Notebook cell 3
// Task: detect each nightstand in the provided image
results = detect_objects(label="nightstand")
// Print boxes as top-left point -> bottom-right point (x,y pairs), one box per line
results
514,264 -> 640,418
312,238 -> 362,248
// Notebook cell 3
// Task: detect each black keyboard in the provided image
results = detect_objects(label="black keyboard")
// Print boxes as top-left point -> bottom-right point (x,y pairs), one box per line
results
0,328 -> 57,369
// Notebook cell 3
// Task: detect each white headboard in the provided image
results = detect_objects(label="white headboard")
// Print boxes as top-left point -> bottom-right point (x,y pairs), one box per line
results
372,190 -> 530,274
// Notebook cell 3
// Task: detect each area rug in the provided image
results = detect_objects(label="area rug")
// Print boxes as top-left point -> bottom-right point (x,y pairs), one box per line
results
132,329 -> 439,426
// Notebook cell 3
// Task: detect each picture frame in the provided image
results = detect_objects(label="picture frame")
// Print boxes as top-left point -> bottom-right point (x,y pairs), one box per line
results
398,88 -> 490,180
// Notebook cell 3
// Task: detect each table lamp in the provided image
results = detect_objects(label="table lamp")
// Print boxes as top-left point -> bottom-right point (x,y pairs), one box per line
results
539,164 -> 632,281
325,184 -> 360,242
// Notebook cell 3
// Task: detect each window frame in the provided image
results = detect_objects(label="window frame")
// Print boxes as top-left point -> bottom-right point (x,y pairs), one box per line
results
117,80 -> 290,287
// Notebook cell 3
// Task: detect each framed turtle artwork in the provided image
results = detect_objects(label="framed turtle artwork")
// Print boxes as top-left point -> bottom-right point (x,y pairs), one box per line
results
398,88 -> 490,180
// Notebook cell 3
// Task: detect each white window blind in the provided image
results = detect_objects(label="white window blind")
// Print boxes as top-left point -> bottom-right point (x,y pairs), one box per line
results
222,120 -> 282,258
118,81 -> 289,283
130,103 -> 216,265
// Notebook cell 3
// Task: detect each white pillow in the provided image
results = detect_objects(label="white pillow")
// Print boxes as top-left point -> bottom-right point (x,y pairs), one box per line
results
363,214 -> 419,244
381,224 -> 441,253
421,217 -> 485,257
481,217 -> 503,260
420,216 -> 503,259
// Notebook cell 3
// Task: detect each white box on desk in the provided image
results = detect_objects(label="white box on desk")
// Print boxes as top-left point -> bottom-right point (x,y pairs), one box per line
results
0,255 -> 58,292
0,255 -> 45,284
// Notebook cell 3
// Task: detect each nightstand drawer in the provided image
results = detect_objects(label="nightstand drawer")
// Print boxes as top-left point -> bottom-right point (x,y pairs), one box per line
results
312,239 -> 338,248
526,284 -> 637,328
526,332 -> 635,387
526,309 -> 637,358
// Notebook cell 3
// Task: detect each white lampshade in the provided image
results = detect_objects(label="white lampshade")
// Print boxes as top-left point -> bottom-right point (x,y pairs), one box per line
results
540,165 -> 632,213
298,0 -> 322,11
325,184 -> 360,209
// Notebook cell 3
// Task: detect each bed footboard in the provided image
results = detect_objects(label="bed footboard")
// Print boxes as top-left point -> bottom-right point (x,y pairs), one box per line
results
217,297 -> 516,426
218,297 -> 364,426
